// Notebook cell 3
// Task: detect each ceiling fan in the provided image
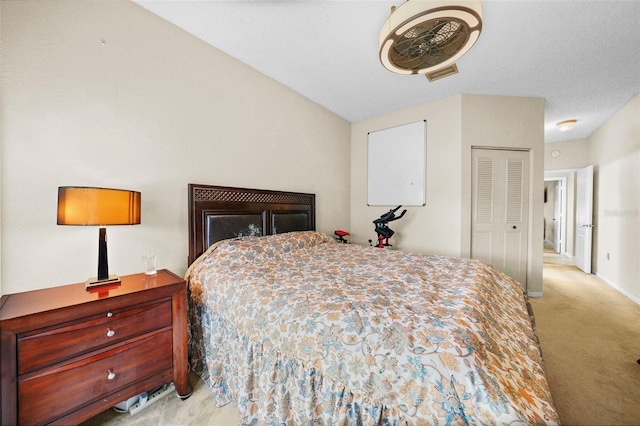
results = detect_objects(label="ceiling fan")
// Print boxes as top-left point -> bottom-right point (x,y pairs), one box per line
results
379,0 -> 483,81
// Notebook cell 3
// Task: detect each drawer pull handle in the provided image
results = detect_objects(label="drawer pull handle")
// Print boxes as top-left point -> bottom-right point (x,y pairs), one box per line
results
107,311 -> 113,318
107,370 -> 116,380
106,329 -> 115,337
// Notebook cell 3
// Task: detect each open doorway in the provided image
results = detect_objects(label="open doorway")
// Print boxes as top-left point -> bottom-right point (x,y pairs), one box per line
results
543,175 -> 574,266
544,167 -> 594,270
543,178 -> 564,253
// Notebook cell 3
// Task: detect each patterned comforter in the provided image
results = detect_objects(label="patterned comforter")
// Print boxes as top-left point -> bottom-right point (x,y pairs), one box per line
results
185,231 -> 558,425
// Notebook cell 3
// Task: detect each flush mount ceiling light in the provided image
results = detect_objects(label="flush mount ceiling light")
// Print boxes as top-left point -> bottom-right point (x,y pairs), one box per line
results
557,119 -> 577,132
379,0 -> 483,81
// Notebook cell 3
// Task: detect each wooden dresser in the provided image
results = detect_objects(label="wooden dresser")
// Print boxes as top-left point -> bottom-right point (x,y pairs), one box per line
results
0,269 -> 190,425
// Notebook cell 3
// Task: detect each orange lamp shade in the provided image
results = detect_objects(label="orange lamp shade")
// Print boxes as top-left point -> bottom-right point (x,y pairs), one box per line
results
57,187 -> 141,226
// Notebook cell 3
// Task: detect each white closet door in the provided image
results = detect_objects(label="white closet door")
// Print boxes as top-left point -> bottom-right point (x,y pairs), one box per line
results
472,148 -> 530,287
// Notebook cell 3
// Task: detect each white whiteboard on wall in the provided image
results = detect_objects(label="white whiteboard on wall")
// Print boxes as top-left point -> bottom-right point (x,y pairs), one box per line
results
368,120 -> 426,206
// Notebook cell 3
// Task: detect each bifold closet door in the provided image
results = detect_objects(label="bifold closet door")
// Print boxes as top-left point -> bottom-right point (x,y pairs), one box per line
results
471,148 -> 530,287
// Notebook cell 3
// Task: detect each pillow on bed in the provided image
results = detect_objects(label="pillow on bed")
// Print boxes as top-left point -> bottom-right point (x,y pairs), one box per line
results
218,231 -> 332,262
188,231 -> 333,275
185,237 -> 236,278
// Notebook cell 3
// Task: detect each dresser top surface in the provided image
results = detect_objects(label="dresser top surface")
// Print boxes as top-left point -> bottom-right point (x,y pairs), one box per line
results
0,269 -> 184,321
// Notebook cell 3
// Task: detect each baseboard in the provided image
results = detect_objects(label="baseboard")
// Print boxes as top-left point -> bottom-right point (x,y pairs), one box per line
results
528,291 -> 544,298
596,273 -> 640,306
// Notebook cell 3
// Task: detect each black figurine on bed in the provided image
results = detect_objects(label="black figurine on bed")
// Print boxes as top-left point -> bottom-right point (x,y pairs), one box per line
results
370,205 -> 406,248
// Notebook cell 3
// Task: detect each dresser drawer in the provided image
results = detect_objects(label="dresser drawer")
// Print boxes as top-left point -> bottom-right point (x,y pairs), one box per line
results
18,329 -> 172,425
17,299 -> 171,375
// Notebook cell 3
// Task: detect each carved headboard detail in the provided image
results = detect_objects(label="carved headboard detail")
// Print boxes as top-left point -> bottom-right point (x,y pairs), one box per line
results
188,184 -> 316,265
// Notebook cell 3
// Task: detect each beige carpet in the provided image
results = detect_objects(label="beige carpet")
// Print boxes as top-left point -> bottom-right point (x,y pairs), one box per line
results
530,264 -> 640,425
84,264 -> 640,425
543,241 -> 575,266
81,372 -> 237,426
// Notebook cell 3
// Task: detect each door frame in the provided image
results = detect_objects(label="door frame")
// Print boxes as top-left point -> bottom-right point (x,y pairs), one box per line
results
544,176 -> 567,254
544,167 -> 593,272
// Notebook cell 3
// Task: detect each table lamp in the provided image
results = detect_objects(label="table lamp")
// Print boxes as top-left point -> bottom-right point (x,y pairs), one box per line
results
57,186 -> 141,289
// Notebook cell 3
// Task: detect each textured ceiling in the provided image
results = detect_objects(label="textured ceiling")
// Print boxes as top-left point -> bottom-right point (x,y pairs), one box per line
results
134,0 -> 640,143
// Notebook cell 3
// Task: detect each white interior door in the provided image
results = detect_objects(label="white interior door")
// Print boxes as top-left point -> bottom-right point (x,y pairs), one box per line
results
553,180 -> 562,253
471,148 -> 530,287
575,165 -> 594,273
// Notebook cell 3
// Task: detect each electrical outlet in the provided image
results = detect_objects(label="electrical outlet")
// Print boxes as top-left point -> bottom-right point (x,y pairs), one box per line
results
606,253 -> 610,260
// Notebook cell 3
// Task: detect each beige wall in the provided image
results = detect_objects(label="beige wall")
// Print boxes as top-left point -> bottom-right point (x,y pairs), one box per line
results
351,94 -> 545,294
0,0 -> 351,294
544,138 -> 589,170
5,0 -> 630,301
588,94 -> 639,301
350,95 -> 463,255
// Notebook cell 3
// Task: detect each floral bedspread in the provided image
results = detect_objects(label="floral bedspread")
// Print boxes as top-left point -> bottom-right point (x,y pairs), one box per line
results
185,231 -> 558,425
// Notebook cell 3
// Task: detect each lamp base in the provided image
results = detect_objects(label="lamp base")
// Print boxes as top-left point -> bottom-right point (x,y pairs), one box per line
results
86,275 -> 121,290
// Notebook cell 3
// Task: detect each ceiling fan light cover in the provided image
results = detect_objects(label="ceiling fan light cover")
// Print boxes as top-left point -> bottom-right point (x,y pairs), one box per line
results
557,119 -> 577,132
379,0 -> 483,75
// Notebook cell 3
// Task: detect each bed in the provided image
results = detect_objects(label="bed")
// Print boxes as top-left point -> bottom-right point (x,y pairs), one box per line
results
185,184 -> 559,425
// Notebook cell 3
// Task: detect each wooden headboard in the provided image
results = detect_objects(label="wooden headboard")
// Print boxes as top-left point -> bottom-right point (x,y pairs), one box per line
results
188,184 -> 316,265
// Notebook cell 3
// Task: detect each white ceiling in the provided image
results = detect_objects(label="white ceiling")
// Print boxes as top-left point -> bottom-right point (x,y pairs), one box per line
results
134,0 -> 640,143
